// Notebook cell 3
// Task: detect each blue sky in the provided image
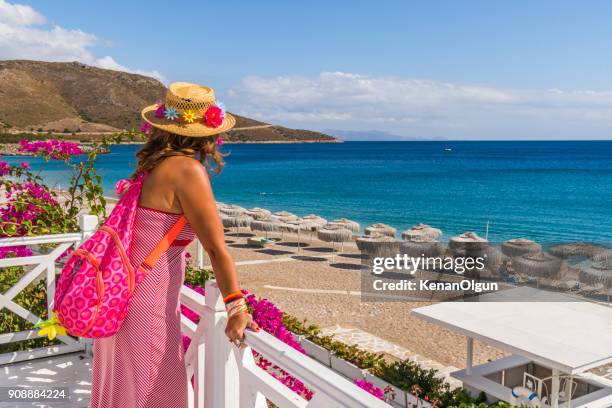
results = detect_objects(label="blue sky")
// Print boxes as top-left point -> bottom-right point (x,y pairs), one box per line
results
2,0 -> 612,139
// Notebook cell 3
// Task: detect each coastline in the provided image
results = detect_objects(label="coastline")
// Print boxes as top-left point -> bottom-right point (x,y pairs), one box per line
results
0,138 -> 342,156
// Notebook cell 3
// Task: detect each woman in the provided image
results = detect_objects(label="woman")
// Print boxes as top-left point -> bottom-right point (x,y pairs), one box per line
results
90,82 -> 259,408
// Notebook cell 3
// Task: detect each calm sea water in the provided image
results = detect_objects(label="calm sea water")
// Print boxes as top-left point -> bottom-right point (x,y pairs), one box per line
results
5,141 -> 612,243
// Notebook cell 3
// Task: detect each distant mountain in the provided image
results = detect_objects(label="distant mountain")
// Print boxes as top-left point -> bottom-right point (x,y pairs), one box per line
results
0,60 -> 336,143
328,129 -> 447,141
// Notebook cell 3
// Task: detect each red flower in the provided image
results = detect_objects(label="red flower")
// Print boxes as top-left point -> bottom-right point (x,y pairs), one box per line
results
204,104 -> 224,128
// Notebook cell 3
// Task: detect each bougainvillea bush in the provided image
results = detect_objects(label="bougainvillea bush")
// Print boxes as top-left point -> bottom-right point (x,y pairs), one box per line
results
0,132 -> 141,352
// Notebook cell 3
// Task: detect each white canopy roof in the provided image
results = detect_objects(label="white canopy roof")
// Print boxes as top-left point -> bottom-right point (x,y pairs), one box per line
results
412,287 -> 612,374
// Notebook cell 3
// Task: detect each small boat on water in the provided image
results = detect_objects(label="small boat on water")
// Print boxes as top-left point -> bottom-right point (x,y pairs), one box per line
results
444,147 -> 453,152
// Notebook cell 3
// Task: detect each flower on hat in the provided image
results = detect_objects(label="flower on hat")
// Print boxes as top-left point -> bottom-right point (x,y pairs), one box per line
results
182,110 -> 196,123
140,122 -> 153,135
204,104 -> 224,128
155,104 -> 166,119
164,107 -> 180,121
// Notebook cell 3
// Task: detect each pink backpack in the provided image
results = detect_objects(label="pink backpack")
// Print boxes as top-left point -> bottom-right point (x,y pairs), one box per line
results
52,173 -> 187,338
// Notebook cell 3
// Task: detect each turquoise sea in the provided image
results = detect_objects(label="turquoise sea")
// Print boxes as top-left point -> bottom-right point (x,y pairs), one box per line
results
4,141 -> 612,243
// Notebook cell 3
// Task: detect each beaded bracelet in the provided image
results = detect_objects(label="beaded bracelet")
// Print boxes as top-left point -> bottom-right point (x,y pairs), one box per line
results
225,298 -> 248,318
228,304 -> 249,318
223,291 -> 244,304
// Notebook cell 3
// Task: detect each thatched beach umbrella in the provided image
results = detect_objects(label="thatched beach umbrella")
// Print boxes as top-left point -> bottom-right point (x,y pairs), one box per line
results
579,261 -> 612,289
300,215 -> 328,243
549,243 -> 605,259
593,249 -> 612,266
246,207 -> 272,220
280,219 -> 311,251
356,234 -> 399,256
449,231 -> 488,251
400,236 -> 442,258
250,218 -> 284,239
222,215 -> 252,234
401,224 -> 442,240
501,238 -> 542,257
302,214 -> 328,230
364,223 -> 397,238
219,204 -> 247,217
273,211 -> 299,222
317,225 -> 353,262
327,218 -> 360,234
512,252 -> 563,279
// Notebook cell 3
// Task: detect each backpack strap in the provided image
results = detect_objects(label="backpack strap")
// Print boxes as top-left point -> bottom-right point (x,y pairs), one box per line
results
138,215 -> 188,275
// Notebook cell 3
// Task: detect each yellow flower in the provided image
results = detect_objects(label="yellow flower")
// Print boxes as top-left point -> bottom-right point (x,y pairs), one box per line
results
182,110 -> 196,123
34,311 -> 67,340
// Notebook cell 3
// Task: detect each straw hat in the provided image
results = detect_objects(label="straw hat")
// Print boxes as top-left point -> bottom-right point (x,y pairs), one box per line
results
141,82 -> 236,137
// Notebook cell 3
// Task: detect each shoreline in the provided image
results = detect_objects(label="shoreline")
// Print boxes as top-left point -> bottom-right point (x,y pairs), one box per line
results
0,139 -> 342,155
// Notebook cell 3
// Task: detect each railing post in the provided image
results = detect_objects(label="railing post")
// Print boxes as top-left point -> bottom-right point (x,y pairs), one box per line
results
203,280 -> 239,408
195,240 -> 205,269
79,214 -> 98,244
78,214 -> 98,356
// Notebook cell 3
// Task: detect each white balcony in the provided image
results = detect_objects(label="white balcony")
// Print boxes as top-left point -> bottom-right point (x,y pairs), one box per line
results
0,215 -> 391,407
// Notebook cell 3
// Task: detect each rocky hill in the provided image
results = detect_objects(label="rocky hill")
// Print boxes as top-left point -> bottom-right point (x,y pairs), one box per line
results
0,60 -> 336,143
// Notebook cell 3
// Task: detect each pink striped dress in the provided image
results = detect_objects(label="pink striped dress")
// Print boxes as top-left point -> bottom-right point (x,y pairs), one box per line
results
90,206 -> 194,408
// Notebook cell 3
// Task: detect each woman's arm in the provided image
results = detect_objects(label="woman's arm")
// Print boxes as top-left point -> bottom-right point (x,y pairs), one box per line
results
173,158 -> 258,341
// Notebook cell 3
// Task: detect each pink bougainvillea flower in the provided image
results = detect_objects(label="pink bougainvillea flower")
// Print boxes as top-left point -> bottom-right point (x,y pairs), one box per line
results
204,104 -> 224,128
354,379 -> 385,400
0,161 -> 9,176
216,135 -> 223,146
140,122 -> 153,136
21,161 -> 30,169
155,104 -> 166,119
18,140 -> 82,160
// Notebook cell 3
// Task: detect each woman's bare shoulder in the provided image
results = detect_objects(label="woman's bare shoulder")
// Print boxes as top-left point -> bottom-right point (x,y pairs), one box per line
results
158,156 -> 209,186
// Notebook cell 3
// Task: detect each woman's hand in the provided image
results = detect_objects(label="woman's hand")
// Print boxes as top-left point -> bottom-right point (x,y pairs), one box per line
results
225,312 -> 260,346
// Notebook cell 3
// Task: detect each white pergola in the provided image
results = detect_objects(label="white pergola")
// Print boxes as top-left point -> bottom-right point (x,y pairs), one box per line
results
413,287 -> 612,408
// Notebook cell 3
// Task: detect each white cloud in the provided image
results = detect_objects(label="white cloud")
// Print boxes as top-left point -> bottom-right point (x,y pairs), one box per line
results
228,72 -> 612,140
94,56 -> 167,84
0,0 -> 166,83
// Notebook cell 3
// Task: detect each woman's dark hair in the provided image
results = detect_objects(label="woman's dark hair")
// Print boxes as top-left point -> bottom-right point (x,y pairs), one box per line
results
134,127 -> 224,176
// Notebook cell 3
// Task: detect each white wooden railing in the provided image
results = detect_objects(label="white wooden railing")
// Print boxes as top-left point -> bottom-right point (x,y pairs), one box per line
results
0,214 -> 390,407
0,214 -> 98,364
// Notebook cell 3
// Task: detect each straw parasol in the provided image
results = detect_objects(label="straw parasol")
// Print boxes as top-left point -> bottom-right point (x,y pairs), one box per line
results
246,207 -> 272,220
222,215 -> 252,233
289,215 -> 326,244
281,219 -> 310,251
356,234 -> 399,256
512,252 -> 563,279
302,214 -> 328,230
273,211 -> 299,222
593,249 -> 612,265
549,243 -> 605,259
364,223 -> 397,238
578,261 -> 612,289
250,217 -> 284,239
501,238 -> 542,257
219,204 -> 246,217
317,225 -> 353,262
327,218 -> 360,233
400,236 -> 442,258
401,224 -> 442,240
448,231 -> 488,251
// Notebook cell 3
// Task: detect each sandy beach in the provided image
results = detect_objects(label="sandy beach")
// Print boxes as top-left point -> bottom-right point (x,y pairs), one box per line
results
190,231 -> 508,369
